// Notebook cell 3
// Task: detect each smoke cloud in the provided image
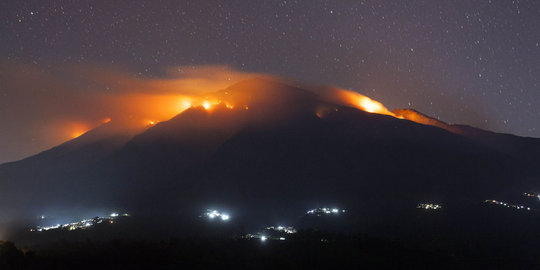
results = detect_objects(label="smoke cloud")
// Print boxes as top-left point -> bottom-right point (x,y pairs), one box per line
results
0,61 -> 270,163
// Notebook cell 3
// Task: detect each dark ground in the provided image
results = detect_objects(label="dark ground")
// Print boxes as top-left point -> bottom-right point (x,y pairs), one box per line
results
3,204 -> 540,270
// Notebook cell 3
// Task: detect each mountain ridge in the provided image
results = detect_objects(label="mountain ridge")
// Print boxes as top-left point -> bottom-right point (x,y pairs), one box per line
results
0,78 -> 538,224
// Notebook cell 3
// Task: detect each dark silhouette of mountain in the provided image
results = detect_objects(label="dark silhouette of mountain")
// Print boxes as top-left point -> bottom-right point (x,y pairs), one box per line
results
1,78 -> 539,228
393,108 -> 540,159
0,122 -> 143,221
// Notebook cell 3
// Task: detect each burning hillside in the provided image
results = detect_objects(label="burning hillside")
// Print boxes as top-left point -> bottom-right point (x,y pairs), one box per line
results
4,60 -> 473,158
63,76 -> 484,144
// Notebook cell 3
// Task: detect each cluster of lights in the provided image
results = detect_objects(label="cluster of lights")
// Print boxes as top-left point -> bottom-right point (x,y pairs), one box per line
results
417,203 -> 442,210
306,207 -> 346,216
484,200 -> 531,211
244,225 -> 297,242
202,206 -> 348,242
244,234 -> 274,241
191,97 -> 244,112
523,192 -> 540,199
245,234 -> 288,242
31,213 -> 129,232
203,209 -> 230,221
265,225 -> 297,234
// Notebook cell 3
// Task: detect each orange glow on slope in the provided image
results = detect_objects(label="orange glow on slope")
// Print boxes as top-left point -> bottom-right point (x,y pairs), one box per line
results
56,72 -> 416,145
108,93 -> 240,127
179,99 -> 192,111
71,130 -> 86,138
65,81 -> 408,142
340,90 -> 395,116
325,89 -> 404,118
68,123 -> 91,139
358,96 -> 386,113
202,101 -> 212,110
88,67 -> 276,130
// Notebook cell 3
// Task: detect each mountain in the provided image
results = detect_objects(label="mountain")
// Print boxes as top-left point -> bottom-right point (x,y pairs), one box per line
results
393,108 -> 540,163
0,122 -> 144,221
1,78 -> 539,226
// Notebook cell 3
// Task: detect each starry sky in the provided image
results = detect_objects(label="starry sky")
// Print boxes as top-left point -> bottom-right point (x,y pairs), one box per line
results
1,0 -> 539,163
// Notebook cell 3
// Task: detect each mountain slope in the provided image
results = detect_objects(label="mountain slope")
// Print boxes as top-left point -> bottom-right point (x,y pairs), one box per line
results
0,78 -> 539,223
393,108 -> 540,160
0,122 -> 143,220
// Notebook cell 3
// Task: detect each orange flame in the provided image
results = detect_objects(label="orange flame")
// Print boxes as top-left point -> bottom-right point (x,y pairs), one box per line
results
71,130 -> 87,139
61,77 -> 409,144
68,122 -> 91,139
324,89 -> 403,118
179,99 -> 192,111
202,101 -> 212,110
340,90 -> 395,116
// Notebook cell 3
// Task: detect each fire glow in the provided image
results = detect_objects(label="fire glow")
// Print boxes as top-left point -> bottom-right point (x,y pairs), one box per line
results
62,85 -> 406,142
328,89 -> 403,119
67,122 -> 92,139
100,71 -> 408,127
6,62 -> 429,161
55,70 -> 417,145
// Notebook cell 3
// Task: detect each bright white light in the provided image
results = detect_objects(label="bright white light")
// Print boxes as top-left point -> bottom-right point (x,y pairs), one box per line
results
204,209 -> 231,221
307,207 -> 347,215
110,213 -> 119,217
261,236 -> 267,242
85,222 -> 92,227
417,203 -> 442,210
279,237 -> 286,241
203,101 -> 211,110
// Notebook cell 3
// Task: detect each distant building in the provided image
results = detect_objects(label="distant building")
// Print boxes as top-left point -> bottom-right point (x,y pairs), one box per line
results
417,203 -> 442,210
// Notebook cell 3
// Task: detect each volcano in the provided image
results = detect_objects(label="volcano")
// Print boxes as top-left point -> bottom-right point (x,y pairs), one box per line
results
1,78 -> 539,226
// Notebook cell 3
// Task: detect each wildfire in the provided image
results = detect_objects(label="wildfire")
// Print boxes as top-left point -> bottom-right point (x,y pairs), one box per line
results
71,130 -> 87,138
189,97 -> 237,111
357,96 -> 386,113
68,123 -> 91,139
342,91 -> 395,116
202,101 -> 212,110
325,89 -> 404,119
59,78 -> 415,144
179,99 -> 192,111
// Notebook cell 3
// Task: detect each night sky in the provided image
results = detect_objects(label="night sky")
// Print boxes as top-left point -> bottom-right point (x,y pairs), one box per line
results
1,0 -> 539,163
